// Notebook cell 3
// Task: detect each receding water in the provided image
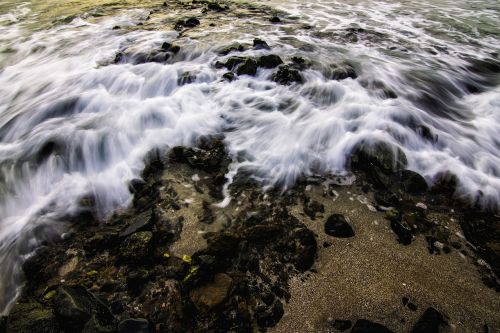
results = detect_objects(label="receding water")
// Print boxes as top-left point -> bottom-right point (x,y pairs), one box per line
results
0,0 -> 499,314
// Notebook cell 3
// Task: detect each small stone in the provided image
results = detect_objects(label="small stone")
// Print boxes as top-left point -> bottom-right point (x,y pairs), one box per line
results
270,16 -> 281,23
189,273 -> 233,310
324,214 -> 355,238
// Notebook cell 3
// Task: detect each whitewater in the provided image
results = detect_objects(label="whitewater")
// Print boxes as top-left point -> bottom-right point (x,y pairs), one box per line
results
0,0 -> 499,314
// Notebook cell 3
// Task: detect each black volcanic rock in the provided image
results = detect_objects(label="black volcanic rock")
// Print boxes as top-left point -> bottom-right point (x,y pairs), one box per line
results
324,214 -> 355,238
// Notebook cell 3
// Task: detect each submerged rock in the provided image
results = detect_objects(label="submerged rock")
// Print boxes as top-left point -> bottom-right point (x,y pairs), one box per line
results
324,214 -> 355,238
272,65 -> 303,85
329,62 -> 357,80
217,43 -> 245,56
350,140 -> 408,174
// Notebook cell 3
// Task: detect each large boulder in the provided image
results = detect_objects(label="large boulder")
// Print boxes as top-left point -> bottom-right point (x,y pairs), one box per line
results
350,140 -> 407,174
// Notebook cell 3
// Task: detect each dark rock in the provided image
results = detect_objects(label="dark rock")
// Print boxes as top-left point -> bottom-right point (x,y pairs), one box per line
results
253,38 -> 270,50
126,269 -> 150,294
118,318 -> 149,333
431,172 -> 457,195
411,307 -> 448,333
255,300 -> 284,328
257,54 -> 283,69
207,3 -> 225,11
216,56 -> 246,70
332,319 -> 352,331
402,297 -> 409,306
112,26 -> 120,30
351,319 -> 394,333
6,301 -> 61,333
217,43 -> 245,56
415,125 -> 437,142
53,285 -> 116,332
324,214 -> 355,238
236,58 -> 258,76
119,209 -> 154,237
272,65 -> 303,85
350,140 -> 408,174
286,227 -> 317,271
374,191 -> 399,207
270,16 -> 281,23
119,231 -> 153,263
330,63 -> 357,80
189,273 -> 233,311
161,42 -> 180,54
171,140 -> 227,172
128,178 -> 146,194
401,170 -> 428,195
390,219 -> 414,245
222,72 -> 236,82
184,17 -> 200,27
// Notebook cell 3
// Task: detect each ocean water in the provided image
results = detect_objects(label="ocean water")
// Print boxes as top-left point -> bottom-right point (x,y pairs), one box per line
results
0,0 -> 499,313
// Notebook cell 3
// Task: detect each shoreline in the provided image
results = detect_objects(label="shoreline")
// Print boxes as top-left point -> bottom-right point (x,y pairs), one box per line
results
2,137 -> 499,332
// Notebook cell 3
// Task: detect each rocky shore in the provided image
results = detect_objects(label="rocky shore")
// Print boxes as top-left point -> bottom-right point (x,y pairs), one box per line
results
1,0 -> 500,332
1,135 -> 499,332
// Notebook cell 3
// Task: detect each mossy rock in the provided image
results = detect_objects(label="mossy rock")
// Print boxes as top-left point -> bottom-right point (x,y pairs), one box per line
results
6,302 -> 61,333
236,58 -> 258,76
120,231 -> 153,263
